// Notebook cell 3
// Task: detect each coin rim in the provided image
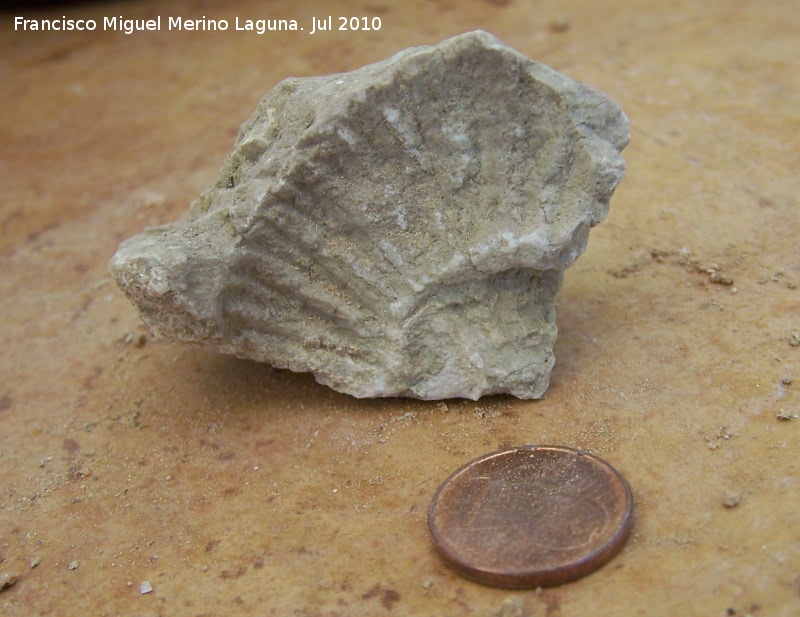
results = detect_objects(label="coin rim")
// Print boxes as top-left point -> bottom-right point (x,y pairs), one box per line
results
428,444 -> 634,589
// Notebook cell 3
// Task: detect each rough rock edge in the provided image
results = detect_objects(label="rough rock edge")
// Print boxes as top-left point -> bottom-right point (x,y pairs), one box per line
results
109,31 -> 629,400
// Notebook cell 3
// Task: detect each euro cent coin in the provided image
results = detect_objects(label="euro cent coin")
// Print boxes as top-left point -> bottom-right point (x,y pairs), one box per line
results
428,445 -> 634,588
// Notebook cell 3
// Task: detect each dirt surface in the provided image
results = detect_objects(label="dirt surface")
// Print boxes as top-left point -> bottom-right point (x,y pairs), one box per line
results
2,1 -> 799,616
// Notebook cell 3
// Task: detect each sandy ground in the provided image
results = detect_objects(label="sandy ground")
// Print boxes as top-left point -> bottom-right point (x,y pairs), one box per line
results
1,1 -> 799,615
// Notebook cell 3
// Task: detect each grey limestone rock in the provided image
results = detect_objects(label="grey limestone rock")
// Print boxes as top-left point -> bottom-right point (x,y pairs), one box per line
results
109,30 -> 629,400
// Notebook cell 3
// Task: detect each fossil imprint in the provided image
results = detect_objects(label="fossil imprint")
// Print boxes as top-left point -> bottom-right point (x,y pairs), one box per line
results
109,31 -> 629,400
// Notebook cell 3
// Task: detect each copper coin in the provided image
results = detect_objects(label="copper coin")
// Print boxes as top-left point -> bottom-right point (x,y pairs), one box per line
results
428,445 -> 633,588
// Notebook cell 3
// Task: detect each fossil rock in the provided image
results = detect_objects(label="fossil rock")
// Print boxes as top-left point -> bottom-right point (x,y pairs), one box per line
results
109,30 -> 629,400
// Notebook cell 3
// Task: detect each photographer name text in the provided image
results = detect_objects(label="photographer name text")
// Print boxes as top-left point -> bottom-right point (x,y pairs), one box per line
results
14,15 -> 382,36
